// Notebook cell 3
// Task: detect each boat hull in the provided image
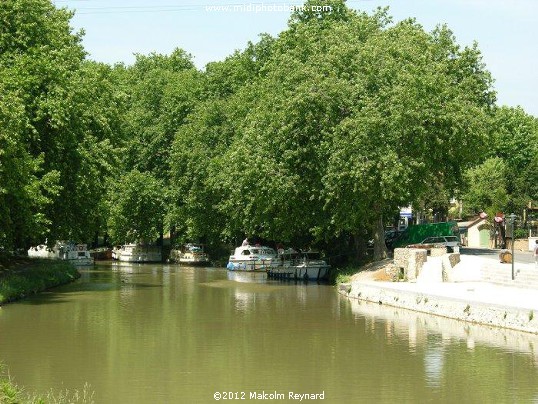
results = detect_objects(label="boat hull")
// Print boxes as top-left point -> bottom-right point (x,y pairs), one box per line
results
113,254 -> 162,263
267,265 -> 329,281
178,259 -> 210,266
67,257 -> 95,266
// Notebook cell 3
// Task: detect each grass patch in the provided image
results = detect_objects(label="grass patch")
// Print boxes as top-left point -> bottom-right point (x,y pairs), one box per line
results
331,265 -> 361,284
0,257 -> 80,305
1,364 -> 94,403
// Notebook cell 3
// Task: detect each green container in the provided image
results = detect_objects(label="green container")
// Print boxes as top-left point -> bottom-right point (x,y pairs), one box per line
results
392,221 -> 460,249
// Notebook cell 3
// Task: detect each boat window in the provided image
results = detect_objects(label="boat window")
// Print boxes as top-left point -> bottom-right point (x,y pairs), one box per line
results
241,250 -> 251,255
251,249 -> 259,254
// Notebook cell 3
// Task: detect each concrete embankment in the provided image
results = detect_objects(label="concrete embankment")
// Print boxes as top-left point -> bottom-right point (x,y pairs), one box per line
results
0,258 -> 80,305
339,254 -> 538,334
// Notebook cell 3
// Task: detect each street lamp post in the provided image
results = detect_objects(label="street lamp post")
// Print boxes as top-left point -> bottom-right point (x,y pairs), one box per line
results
510,213 -> 516,280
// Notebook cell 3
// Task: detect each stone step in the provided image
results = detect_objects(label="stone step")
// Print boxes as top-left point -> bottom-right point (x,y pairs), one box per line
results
515,279 -> 538,285
516,270 -> 538,278
417,257 -> 443,283
481,268 -> 538,288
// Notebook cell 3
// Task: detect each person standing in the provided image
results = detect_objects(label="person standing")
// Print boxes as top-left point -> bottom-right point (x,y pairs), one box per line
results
534,240 -> 538,269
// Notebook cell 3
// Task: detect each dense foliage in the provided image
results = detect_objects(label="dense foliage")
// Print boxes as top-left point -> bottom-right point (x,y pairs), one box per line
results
1,0 -> 536,262
107,169 -> 166,243
0,0 -> 126,249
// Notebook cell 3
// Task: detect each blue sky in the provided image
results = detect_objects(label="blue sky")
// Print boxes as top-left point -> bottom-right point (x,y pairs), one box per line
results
53,0 -> 538,116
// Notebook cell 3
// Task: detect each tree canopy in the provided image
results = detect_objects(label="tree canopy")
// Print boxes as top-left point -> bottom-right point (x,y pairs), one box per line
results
2,0 -> 536,264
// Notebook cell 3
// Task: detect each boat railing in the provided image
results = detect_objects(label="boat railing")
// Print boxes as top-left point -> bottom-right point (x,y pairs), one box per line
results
230,258 -> 276,271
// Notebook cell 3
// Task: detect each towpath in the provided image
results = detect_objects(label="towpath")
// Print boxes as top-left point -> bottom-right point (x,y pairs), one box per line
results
341,251 -> 538,334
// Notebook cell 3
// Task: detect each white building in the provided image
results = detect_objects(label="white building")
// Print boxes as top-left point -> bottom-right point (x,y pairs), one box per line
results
457,217 -> 492,248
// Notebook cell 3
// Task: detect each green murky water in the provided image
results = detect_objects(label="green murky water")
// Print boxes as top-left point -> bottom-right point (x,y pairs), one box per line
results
1,262 -> 537,403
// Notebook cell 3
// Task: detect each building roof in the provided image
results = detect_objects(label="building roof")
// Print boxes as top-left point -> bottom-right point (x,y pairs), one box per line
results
457,217 -> 488,229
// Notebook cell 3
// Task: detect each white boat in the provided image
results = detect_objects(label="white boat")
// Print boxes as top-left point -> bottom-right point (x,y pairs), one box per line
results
267,250 -> 330,281
27,244 -> 56,259
28,241 -> 94,266
170,243 -> 210,266
111,244 -> 162,263
227,245 -> 279,272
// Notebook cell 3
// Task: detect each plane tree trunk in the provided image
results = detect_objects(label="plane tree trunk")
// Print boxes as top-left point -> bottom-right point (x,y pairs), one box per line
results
373,215 -> 388,261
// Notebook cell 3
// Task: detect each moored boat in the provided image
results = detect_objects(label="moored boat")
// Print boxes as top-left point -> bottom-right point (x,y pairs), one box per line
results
90,247 -> 113,260
112,244 -> 162,263
27,243 -> 56,259
267,250 -> 330,281
28,241 -> 94,266
170,243 -> 210,266
227,244 -> 279,272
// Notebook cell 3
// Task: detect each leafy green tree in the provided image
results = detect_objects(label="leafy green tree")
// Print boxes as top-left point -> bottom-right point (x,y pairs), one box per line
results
204,34 -> 275,99
324,20 -> 494,259
0,0 -> 508,265
1,1 -> 129,248
0,83 -> 61,249
32,61 -> 128,244
107,170 -> 166,243
169,99 -> 235,244
122,49 -> 201,182
208,3 -> 378,248
0,0 -> 87,248
489,106 -> 538,212
461,157 -> 509,218
166,4 -> 494,262
168,38 -> 276,245
460,106 -> 538,227
114,49 -> 205,244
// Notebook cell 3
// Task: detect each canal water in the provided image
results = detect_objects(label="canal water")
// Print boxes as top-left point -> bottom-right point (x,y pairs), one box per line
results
1,263 -> 538,403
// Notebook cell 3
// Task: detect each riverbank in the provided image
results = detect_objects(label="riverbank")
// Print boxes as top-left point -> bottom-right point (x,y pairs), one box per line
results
0,257 -> 80,305
339,255 -> 538,334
